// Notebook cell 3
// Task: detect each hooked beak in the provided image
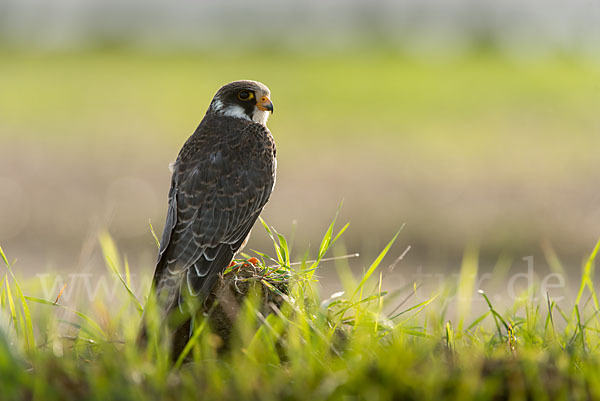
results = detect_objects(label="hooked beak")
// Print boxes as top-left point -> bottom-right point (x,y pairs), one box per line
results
257,96 -> 274,113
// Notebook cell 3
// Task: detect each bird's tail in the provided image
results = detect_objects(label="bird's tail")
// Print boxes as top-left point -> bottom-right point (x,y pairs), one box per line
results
136,271 -> 185,348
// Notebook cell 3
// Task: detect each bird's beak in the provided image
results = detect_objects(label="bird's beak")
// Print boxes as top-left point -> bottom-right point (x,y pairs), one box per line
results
257,96 -> 274,113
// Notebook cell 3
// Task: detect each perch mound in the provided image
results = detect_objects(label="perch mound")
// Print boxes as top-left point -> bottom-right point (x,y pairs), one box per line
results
171,262 -> 289,357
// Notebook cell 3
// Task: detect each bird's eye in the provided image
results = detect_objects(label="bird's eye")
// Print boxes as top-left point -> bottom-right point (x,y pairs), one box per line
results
238,90 -> 253,101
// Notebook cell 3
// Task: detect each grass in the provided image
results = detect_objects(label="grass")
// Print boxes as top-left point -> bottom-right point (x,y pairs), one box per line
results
1,49 -> 600,399
2,49 -> 600,267
1,215 -> 600,401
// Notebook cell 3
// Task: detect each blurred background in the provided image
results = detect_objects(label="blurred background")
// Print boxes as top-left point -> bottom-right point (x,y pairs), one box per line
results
1,0 -> 599,299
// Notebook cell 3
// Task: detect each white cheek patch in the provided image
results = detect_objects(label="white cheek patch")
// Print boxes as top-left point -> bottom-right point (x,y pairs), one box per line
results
221,105 -> 251,121
252,109 -> 269,125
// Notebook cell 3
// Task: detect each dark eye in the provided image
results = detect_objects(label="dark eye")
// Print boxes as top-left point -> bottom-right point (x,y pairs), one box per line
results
238,90 -> 253,101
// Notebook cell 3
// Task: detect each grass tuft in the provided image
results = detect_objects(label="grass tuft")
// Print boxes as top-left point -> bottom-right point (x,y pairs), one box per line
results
0,219 -> 600,400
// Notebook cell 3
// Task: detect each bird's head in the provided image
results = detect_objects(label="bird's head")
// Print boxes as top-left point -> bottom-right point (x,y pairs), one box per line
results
209,80 -> 273,125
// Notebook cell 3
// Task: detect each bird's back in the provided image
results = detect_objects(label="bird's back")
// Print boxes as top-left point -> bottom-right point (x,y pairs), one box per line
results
153,114 -> 276,317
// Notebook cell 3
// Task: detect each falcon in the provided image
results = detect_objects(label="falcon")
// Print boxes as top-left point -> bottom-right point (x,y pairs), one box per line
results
142,80 -> 276,342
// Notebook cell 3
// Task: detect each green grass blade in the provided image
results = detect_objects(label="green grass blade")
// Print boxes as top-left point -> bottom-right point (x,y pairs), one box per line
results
391,295 -> 439,321
468,311 -> 491,331
99,233 -> 143,314
575,238 -> 600,308
4,277 -> 17,331
149,220 -> 161,249
457,245 -> 478,332
25,295 -> 108,340
351,230 -> 400,301
331,222 -> 350,248
479,290 -> 509,338
317,211 -> 338,261
275,231 -> 290,267
1,248 -> 35,349
0,245 -> 10,267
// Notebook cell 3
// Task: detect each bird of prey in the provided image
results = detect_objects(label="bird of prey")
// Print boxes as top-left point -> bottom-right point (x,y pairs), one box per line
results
142,80 -> 276,344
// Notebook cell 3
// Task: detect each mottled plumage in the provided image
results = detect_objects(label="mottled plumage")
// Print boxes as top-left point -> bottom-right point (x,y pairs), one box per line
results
144,80 -> 276,337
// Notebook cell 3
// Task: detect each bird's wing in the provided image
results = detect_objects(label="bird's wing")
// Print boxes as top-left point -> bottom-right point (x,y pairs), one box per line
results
152,121 -> 275,311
